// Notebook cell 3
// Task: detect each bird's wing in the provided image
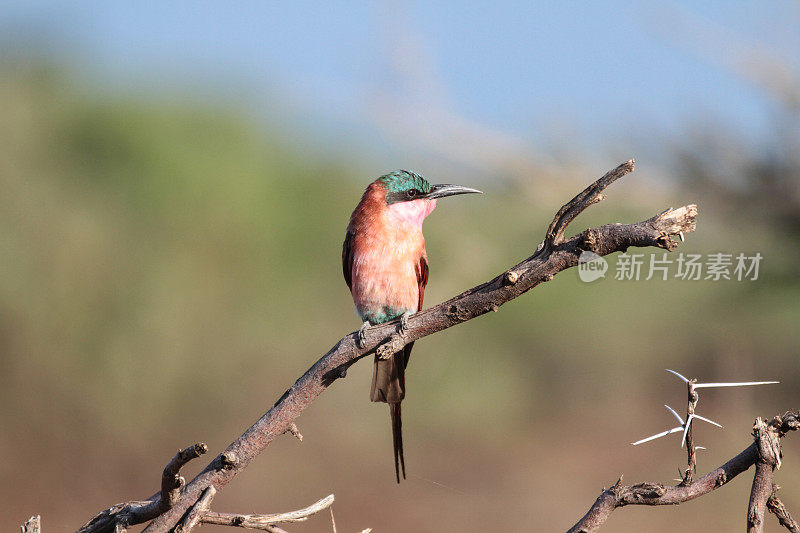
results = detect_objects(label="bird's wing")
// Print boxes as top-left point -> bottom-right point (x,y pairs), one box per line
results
416,254 -> 428,310
342,229 -> 355,290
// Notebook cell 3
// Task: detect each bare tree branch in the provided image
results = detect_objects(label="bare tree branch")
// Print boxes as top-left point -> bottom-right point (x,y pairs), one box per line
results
162,443 -> 209,510
569,412 -> 800,533
768,485 -> 800,533
749,417 -> 783,532
174,486 -> 215,533
544,160 -> 631,248
81,160 -> 698,532
681,379 -> 699,485
201,494 -> 334,530
749,461 -> 776,533
77,443 -> 207,533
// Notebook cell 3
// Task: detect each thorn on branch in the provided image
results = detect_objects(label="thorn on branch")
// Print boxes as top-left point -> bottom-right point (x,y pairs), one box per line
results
571,411 -> 799,532
650,205 -> 698,251
633,371 -> 777,480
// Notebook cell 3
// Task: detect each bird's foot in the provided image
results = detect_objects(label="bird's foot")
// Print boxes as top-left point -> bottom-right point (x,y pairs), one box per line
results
399,311 -> 413,335
356,320 -> 370,349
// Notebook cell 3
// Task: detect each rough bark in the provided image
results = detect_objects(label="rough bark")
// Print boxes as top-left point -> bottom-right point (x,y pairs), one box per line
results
80,160 -> 700,532
569,412 -> 800,533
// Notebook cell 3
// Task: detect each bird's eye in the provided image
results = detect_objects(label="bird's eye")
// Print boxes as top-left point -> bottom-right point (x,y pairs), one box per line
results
406,189 -> 417,198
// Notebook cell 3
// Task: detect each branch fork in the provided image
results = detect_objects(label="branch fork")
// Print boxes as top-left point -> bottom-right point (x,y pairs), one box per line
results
75,160 -> 702,532
570,411 -> 800,533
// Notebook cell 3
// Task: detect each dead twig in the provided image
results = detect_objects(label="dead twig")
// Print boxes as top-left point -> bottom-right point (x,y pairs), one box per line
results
162,443 -> 209,510
80,160 -> 698,531
77,443 -> 207,533
284,422 -> 303,442
201,494 -> 334,530
768,485 -> 800,533
544,161 -> 629,249
569,411 -> 800,533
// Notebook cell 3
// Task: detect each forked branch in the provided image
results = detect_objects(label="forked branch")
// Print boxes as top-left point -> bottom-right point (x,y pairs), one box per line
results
569,412 -> 800,533
78,160 -> 698,532
78,443 -> 208,533
544,160 -> 632,248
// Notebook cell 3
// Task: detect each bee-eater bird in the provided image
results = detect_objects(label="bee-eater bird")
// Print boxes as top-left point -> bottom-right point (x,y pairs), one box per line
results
342,170 -> 482,482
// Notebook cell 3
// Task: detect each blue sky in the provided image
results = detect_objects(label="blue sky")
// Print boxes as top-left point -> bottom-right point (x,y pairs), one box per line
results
2,1 -> 797,162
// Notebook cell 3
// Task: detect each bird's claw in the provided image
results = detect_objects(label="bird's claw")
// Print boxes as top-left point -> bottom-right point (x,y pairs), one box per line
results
399,311 -> 412,334
356,321 -> 370,349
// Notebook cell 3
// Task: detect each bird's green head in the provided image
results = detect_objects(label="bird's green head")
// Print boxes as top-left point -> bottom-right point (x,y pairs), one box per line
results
378,170 -> 482,204
379,170 -> 432,202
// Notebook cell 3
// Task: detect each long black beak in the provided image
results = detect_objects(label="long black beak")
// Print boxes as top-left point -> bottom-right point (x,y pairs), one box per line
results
427,183 -> 483,199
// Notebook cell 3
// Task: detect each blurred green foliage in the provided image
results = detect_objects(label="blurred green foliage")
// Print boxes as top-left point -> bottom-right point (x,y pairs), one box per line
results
1,61 -> 798,531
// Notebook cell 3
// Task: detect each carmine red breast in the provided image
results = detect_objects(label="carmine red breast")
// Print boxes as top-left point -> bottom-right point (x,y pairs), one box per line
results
346,183 -> 435,324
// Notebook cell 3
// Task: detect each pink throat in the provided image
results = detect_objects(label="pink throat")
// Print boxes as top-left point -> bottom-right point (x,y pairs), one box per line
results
387,198 -> 437,229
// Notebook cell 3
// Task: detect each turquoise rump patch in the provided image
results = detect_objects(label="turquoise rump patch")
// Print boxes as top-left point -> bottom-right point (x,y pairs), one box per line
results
358,305 -> 408,325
